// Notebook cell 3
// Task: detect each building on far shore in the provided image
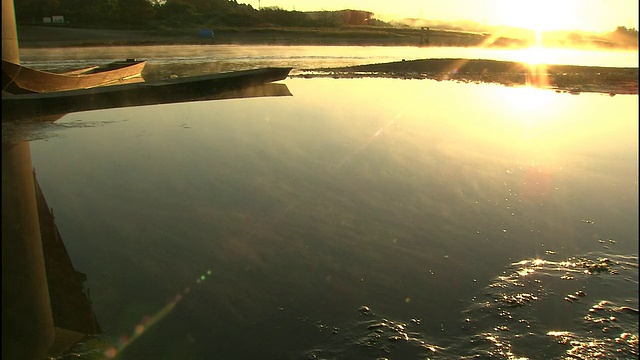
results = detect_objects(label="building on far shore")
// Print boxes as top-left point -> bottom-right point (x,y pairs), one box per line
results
41,15 -> 65,24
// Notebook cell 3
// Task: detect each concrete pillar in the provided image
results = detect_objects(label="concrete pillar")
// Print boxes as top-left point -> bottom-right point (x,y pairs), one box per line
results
2,4 -> 55,358
2,142 -> 55,359
2,0 -> 20,62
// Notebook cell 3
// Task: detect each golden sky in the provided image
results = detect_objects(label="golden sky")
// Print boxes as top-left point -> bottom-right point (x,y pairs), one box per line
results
249,0 -> 639,32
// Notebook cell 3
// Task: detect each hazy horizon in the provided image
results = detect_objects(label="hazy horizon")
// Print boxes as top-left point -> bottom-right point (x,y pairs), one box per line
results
246,0 -> 639,33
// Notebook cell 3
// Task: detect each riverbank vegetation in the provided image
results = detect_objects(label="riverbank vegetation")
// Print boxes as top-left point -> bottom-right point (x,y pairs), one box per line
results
13,0 -> 639,49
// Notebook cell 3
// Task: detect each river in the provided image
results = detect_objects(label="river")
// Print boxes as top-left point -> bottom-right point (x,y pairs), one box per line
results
3,45 -> 639,359
18,44 -> 640,74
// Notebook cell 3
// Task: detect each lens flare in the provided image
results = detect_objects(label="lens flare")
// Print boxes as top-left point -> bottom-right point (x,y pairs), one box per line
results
105,269 -> 214,358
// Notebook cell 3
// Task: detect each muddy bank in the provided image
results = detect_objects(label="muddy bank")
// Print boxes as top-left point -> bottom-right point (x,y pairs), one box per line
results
296,59 -> 639,95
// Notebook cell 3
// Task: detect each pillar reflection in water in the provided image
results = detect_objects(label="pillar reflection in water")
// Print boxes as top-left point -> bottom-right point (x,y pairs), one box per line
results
2,141 -> 55,359
2,141 -> 102,359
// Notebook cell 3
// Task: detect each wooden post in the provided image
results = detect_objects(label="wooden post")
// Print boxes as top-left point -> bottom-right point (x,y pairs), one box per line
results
420,27 -> 430,46
2,1 -> 56,358
2,0 -> 20,62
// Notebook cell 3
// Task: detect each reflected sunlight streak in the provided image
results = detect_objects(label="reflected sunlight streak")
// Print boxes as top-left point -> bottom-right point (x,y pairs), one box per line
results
105,295 -> 182,359
105,270 -> 214,358
497,86 -> 557,121
444,27 -> 552,90
522,31 -> 551,88
333,113 -> 400,169
439,26 -> 511,75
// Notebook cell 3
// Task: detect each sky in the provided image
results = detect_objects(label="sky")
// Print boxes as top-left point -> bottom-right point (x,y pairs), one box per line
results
245,0 -> 639,33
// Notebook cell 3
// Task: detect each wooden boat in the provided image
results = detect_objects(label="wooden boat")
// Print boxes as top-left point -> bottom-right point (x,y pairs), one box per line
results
3,67 -> 292,121
2,59 -> 147,94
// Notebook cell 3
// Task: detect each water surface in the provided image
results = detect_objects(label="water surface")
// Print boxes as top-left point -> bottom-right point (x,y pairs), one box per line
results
19,45 -> 639,75
21,77 -> 638,359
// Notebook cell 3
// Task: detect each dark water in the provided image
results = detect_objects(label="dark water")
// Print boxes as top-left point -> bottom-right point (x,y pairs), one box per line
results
7,77 -> 638,359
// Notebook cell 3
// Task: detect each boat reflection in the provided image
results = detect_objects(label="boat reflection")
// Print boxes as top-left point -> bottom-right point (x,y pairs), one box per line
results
2,82 -> 292,144
3,80 -> 292,122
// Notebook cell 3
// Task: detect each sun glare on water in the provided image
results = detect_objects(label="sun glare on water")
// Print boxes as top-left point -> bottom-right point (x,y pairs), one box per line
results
499,86 -> 557,115
513,29 -> 561,66
518,40 -> 549,66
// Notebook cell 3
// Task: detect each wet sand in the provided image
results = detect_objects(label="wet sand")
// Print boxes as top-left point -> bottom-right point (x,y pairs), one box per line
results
300,59 -> 639,95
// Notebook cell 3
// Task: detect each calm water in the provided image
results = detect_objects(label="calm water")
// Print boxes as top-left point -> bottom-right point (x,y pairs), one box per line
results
19,44 -> 640,75
4,46 -> 639,359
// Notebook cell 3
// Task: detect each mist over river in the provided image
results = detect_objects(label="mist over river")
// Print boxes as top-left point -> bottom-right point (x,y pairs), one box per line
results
18,44 -> 639,75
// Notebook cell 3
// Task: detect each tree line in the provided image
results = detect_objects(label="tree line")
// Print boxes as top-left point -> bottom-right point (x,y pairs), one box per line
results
13,0 -> 387,29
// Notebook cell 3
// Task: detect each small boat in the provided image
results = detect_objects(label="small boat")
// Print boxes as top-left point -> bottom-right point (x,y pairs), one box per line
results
2,59 -> 147,94
3,67 -> 292,121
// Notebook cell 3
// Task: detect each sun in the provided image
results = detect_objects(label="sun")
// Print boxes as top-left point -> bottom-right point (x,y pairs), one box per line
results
496,0 -> 578,32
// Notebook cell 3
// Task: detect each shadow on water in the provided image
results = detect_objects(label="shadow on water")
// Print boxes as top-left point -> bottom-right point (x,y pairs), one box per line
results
2,78 -> 292,123
1,82 -> 292,359
2,82 -> 292,142
2,141 -> 99,359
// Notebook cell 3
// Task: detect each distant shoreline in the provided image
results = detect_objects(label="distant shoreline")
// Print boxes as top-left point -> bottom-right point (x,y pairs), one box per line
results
16,25 -> 639,50
16,25 -> 467,48
15,26 -> 639,95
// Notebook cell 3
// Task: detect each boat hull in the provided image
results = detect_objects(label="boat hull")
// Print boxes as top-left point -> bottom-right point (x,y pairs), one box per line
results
2,60 -> 146,94
3,67 -> 292,121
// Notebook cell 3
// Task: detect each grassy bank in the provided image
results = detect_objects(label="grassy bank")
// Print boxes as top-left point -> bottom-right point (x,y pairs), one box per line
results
17,24 -> 637,49
15,25 -> 522,48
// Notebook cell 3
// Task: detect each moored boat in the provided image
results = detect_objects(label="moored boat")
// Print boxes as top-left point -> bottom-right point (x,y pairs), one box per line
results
2,67 -> 292,121
2,59 -> 147,94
